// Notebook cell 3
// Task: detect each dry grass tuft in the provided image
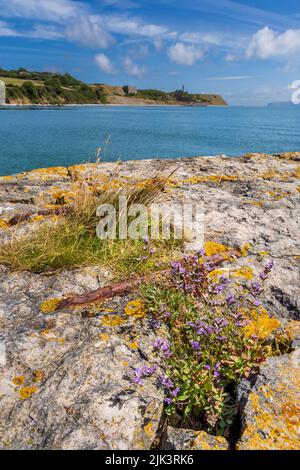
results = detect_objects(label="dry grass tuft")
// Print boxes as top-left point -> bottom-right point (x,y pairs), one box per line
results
0,173 -> 181,274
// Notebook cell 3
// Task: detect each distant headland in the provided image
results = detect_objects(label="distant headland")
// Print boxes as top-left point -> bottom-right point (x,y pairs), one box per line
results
0,67 -> 227,107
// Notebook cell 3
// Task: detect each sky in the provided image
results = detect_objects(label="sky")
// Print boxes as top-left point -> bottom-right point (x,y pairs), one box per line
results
1,0 -> 300,105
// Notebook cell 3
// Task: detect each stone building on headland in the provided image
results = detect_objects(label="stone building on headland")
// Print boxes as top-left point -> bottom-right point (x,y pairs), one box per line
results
0,80 -> 6,105
123,85 -> 137,95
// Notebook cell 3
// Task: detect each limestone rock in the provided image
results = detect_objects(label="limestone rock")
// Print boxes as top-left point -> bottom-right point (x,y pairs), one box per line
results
162,426 -> 229,450
0,267 -> 165,450
237,350 -> 300,450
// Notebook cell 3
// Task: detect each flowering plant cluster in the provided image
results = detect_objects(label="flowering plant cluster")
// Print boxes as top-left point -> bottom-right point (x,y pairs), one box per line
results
136,252 -> 278,435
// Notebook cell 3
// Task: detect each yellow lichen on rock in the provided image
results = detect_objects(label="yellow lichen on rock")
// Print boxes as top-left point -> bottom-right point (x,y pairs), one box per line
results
240,243 -> 252,257
98,333 -> 110,342
12,375 -> 25,387
19,386 -> 38,400
144,422 -> 154,438
40,298 -> 61,313
184,174 -> 239,185
101,314 -> 127,327
204,241 -> 231,256
124,299 -> 146,318
237,355 -> 300,450
243,308 -> 280,339
232,266 -> 254,280
192,431 -> 228,450
31,215 -> 45,222
32,370 -> 45,383
0,219 -> 9,230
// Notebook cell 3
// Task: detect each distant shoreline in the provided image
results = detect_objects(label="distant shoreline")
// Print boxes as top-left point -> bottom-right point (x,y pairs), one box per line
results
0,103 -> 229,110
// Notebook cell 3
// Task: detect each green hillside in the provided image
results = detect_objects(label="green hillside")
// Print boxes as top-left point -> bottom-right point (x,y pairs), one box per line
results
0,68 -> 227,106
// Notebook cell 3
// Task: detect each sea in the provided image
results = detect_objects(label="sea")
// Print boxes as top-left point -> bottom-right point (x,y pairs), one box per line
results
0,104 -> 299,176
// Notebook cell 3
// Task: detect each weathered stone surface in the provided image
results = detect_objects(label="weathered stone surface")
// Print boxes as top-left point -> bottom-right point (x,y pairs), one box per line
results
1,153 -> 299,318
237,350 -> 300,450
0,153 -> 299,449
0,267 -> 165,449
162,426 -> 229,450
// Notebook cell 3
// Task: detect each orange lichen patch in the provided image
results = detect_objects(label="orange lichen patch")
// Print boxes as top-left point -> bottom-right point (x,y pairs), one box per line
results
240,243 -> 252,257
296,186 -> 300,193
19,386 -> 38,400
204,241 -> 231,256
126,341 -> 139,350
282,402 -> 300,426
0,175 -> 14,181
237,360 -> 300,450
12,375 -> 25,387
165,177 -> 181,189
207,268 -> 225,280
144,422 -> 154,438
258,251 -> 269,256
32,370 -> 45,383
232,266 -> 254,280
26,166 -> 68,177
31,214 -> 45,222
193,432 -> 228,450
124,299 -> 146,318
294,165 -> 300,178
243,309 -> 280,340
99,333 -> 110,342
122,361 -> 129,367
247,200 -> 264,207
40,298 -> 61,313
259,170 -> 282,180
184,174 -> 239,185
49,188 -> 74,205
0,219 -> 9,230
101,314 -> 127,327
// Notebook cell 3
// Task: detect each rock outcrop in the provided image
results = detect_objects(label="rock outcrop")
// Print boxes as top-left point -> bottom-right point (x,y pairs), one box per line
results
0,152 -> 299,449
237,350 -> 300,450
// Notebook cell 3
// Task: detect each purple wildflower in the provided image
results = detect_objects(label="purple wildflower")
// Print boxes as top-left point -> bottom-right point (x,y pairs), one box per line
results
190,340 -> 200,351
171,387 -> 180,397
226,294 -> 236,305
160,375 -> 174,388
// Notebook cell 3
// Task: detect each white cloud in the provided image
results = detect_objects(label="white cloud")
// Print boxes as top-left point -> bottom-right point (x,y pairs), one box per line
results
0,0 -> 83,23
66,18 -> 113,49
95,54 -> 116,74
225,53 -> 236,62
99,14 -> 169,38
247,26 -> 300,59
0,20 -> 20,37
168,42 -> 203,65
123,57 -> 146,78
180,32 -> 220,46
30,24 -> 64,40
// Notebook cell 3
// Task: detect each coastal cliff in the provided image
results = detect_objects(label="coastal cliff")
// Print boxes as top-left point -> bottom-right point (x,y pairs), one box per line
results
1,68 -> 227,106
0,152 -> 299,450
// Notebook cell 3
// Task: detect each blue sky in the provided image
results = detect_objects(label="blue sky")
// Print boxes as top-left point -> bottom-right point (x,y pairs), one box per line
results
1,0 -> 300,104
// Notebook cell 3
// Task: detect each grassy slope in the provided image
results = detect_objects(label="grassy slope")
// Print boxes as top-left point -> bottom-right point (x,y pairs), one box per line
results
1,69 -> 227,106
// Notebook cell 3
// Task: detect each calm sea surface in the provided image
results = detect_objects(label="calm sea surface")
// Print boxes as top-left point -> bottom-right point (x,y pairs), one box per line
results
0,105 -> 299,176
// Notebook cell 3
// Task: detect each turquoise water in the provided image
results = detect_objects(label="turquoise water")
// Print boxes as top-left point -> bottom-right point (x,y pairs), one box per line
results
0,105 -> 299,176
